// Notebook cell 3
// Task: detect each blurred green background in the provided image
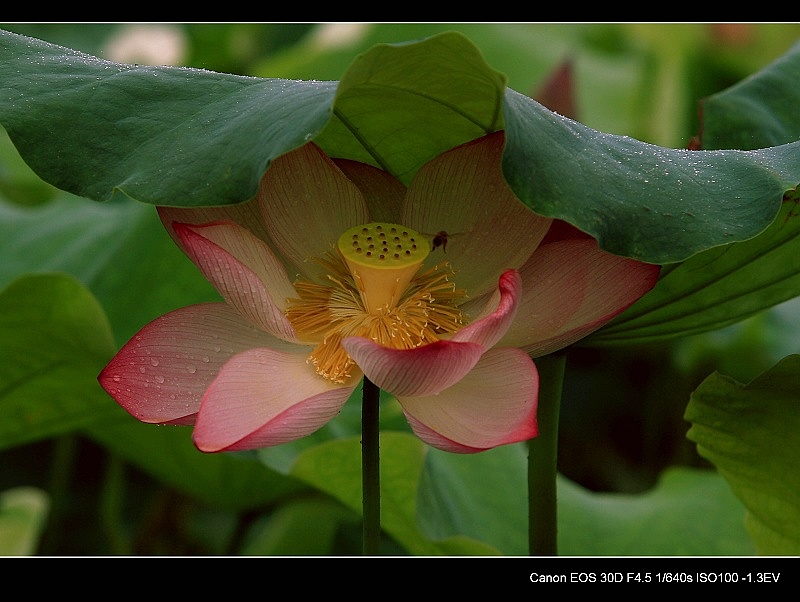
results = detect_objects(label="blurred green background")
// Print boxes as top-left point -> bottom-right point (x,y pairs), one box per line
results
1,23 -> 799,555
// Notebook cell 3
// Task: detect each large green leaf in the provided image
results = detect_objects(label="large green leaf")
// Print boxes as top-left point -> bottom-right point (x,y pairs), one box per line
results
586,40 -> 800,345
313,32 -> 506,184
86,418 -> 305,512
685,355 -> 800,555
418,444 -> 753,555
275,400 -> 752,555
0,273 -> 120,451
587,189 -> 800,345
289,432 -> 501,555
417,442 -> 529,555
557,468 -> 754,556
238,496 -> 360,555
0,29 -> 336,207
0,126 -> 58,206
500,35 -> 800,265
503,90 -> 798,263
2,29 -> 799,265
702,40 -> 800,151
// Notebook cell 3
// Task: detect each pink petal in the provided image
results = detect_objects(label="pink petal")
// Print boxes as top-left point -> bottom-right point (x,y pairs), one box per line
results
451,269 -> 520,349
501,236 -> 661,356
257,142 -> 370,282
192,348 -> 358,452
401,131 -> 552,298
334,158 -> 406,223
174,221 -> 299,342
341,337 -> 484,398
158,201 -> 271,257
398,348 -> 538,453
98,303 -> 297,425
538,218 -> 593,245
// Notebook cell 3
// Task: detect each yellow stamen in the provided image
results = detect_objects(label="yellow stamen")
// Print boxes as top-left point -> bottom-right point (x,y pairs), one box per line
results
285,222 -> 467,384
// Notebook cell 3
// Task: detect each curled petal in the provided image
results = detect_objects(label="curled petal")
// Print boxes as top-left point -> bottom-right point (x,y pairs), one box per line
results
342,337 -> 484,398
174,221 -> 299,342
341,270 -> 521,397
451,269 -> 521,349
398,348 -> 538,453
193,348 -> 358,452
158,201 -> 271,256
98,303 -> 296,425
501,236 -> 661,356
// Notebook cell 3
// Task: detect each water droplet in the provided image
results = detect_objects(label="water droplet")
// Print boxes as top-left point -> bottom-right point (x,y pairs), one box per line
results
150,358 -> 160,366
155,375 -> 165,384
112,375 -> 121,382
139,366 -> 146,374
202,356 -> 210,363
187,365 -> 197,374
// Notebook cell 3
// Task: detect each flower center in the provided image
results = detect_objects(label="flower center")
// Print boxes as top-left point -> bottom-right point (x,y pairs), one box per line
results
285,222 -> 466,384
337,222 -> 429,313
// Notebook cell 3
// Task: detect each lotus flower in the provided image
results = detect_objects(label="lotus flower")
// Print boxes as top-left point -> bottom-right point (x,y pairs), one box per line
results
98,131 -> 660,453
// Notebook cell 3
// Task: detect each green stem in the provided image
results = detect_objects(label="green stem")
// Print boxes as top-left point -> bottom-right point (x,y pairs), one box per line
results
528,350 -> 567,556
100,452 -> 132,555
361,376 -> 381,555
40,435 -> 78,554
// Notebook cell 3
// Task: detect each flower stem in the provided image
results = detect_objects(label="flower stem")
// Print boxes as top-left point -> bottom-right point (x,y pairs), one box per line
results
361,375 -> 381,555
528,350 -> 567,556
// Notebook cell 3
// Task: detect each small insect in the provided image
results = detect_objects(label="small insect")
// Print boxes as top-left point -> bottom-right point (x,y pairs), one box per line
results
426,230 -> 466,253
431,231 -> 449,252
